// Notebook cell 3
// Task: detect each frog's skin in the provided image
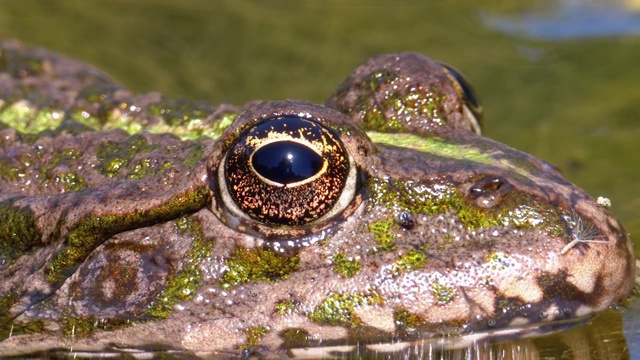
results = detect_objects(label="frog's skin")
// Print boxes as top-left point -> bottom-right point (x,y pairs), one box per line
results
0,40 -> 635,357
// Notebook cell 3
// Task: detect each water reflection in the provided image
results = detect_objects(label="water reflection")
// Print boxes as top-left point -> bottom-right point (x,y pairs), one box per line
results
12,308 -> 634,359
282,310 -> 628,359
483,0 -> 640,39
624,289 -> 640,358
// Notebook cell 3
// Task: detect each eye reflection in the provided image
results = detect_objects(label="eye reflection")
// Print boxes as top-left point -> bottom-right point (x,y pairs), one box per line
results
251,141 -> 323,185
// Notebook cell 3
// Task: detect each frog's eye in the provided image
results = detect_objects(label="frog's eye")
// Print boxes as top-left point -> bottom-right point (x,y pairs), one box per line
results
438,62 -> 483,134
219,115 -> 357,227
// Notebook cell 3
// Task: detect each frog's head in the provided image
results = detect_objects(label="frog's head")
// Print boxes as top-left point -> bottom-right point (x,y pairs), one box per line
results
0,43 -> 635,353
206,53 -> 634,332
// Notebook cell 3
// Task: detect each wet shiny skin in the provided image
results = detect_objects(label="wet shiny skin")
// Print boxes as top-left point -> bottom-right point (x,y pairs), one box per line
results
0,41 -> 635,356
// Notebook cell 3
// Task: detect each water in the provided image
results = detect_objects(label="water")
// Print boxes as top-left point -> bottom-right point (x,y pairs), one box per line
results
483,0 -> 640,39
1,0 -> 639,358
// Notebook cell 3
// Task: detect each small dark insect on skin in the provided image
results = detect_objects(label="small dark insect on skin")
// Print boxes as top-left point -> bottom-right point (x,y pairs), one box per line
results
397,211 -> 415,229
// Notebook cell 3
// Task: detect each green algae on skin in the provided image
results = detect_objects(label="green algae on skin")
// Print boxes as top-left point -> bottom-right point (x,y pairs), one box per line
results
220,247 -> 300,288
430,280 -> 457,305
61,316 -> 131,338
0,201 -> 42,264
367,132 -> 540,179
334,71 -> 402,132
38,148 -> 85,191
280,328 -> 312,348
44,216 -> 211,337
274,298 -> 299,315
367,177 -> 566,234
390,248 -> 428,276
96,135 -> 156,177
53,171 -> 86,192
0,293 -> 18,341
388,88 -> 446,127
98,136 -> 203,179
244,326 -> 269,347
0,102 -> 65,134
182,143 -> 206,169
345,70 -> 447,132
0,79 -> 234,141
44,187 -> 210,285
0,293 -> 45,341
0,47 -> 44,77
145,216 -> 214,320
332,252 -> 362,278
147,98 -> 237,140
127,158 -> 172,180
0,157 -> 25,182
393,306 -> 426,329
368,219 -> 398,252
309,291 -> 384,327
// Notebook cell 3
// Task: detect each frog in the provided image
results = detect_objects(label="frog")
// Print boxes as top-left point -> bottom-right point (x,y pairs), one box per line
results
0,39 -> 635,358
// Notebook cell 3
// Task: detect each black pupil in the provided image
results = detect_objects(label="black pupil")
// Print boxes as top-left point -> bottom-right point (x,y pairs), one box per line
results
252,141 -> 323,184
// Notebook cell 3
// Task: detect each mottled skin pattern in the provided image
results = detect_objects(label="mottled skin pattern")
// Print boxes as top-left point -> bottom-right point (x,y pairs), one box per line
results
0,40 -> 635,357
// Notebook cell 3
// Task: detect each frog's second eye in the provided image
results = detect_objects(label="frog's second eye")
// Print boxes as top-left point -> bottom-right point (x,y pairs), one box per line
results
438,62 -> 484,134
220,115 -> 356,227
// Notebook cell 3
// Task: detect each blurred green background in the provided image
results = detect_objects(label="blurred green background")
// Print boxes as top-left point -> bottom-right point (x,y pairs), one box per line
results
1,0 -> 638,252
1,0 -> 640,356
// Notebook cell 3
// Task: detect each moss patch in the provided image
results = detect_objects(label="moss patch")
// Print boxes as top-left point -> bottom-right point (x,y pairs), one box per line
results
280,328 -> 312,348
61,316 -> 131,338
147,98 -> 236,140
220,247 -> 299,288
44,186 -> 210,285
368,219 -> 398,252
332,252 -> 361,278
0,102 -> 65,134
244,325 -> 269,347
0,201 -> 42,264
367,177 -> 566,234
274,298 -> 299,315
96,134 -> 156,177
309,291 -> 384,327
340,70 -> 447,133
0,292 -> 18,340
145,216 -> 213,320
393,306 -> 425,329
430,280 -> 456,305
38,148 -> 86,191
390,248 -> 427,276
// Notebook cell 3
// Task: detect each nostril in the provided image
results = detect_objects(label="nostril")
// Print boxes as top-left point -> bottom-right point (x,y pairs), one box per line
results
469,177 -> 506,198
468,177 -> 511,208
